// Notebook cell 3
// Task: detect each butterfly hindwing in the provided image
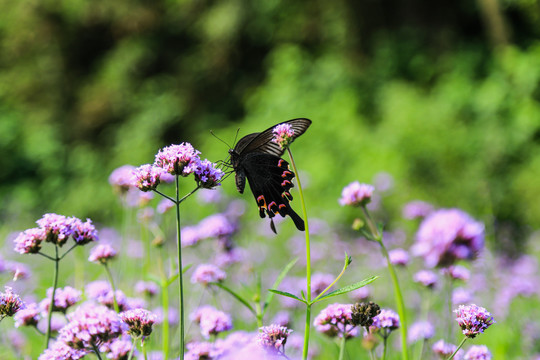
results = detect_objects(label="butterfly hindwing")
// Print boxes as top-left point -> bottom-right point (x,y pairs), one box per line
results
241,152 -> 305,233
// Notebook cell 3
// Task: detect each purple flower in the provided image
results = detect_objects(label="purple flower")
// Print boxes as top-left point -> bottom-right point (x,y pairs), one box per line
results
132,164 -> 163,192
14,228 -> 46,254
88,244 -> 117,263
156,198 -> 175,214
106,338 -> 135,360
388,248 -> 410,266
198,214 -> 236,240
407,321 -> 435,343
412,208 -> 484,268
36,213 -> 74,247
444,265 -> 470,282
191,305 -> 233,338
14,302 -> 40,327
71,218 -> 99,245
433,340 -> 462,359
402,200 -> 434,220
452,287 -> 473,305
256,324 -> 293,353
191,264 -> 226,285
6,261 -> 31,281
85,281 -> 128,312
135,281 -> 159,297
109,165 -> 136,194
413,270 -> 438,288
40,286 -> 81,314
39,341 -> 88,360
119,308 -> 157,338
272,123 -> 295,149
311,273 -> 334,296
350,286 -> 371,302
57,303 -> 123,350
370,309 -> 400,338
454,304 -> 495,338
313,303 -> 358,338
154,142 -> 201,176
272,311 -> 291,327
339,182 -> 374,207
152,306 -> 179,326
193,159 -> 225,189
181,226 -> 202,247
0,286 -> 25,318
185,341 -> 218,360
464,345 -> 491,360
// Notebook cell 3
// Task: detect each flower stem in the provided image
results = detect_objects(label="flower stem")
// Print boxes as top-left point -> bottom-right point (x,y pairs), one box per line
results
45,245 -> 59,348
128,337 -> 138,360
338,335 -> 347,360
446,337 -> 467,360
175,175 -> 185,360
286,148 -> 311,360
92,343 -> 103,360
158,251 -> 170,360
104,263 -> 120,313
382,336 -> 388,360
362,206 -> 409,360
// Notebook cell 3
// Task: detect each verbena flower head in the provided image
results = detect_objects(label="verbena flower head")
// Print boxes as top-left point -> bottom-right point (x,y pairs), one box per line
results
135,281 -> 159,298
444,265 -> 471,281
370,309 -> 400,338
464,345 -> 491,360
0,286 -> 25,318
58,303 -> 123,350
272,123 -> 295,149
85,281 -> 128,312
408,320 -> 435,343
454,304 -> 495,338
156,198 -> 175,214
191,264 -> 226,285
71,218 -> 98,245
339,182 -> 374,207
132,164 -> 163,192
191,305 -> 233,338
256,324 -> 293,353
198,213 -> 236,240
185,341 -> 218,360
413,270 -> 438,289
154,142 -> 200,176
413,208 -> 484,268
311,273 -> 334,296
109,165 -> 136,194
88,244 -> 117,264
388,248 -> 410,266
14,228 -> 46,254
351,301 -> 381,328
402,200 -> 434,220
120,308 -> 157,339
7,261 -> 31,281
106,338 -> 135,360
314,303 -> 357,338
453,287 -> 473,305
193,159 -> 225,189
40,286 -> 82,314
37,213 -> 75,247
433,340 -> 462,359
39,341 -> 88,360
14,302 -> 40,327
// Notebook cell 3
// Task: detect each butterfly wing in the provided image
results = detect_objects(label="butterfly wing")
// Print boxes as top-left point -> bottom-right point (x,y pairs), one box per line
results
234,118 -> 312,157
241,152 -> 305,233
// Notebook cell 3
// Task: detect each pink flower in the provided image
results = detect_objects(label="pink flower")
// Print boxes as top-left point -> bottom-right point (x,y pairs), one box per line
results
339,182 -> 374,207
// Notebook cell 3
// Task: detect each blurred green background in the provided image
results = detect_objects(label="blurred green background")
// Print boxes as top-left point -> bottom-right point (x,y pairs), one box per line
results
1,0 -> 540,253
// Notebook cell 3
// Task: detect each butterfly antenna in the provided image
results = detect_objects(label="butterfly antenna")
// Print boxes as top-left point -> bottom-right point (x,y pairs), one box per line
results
232,128 -> 240,147
210,130 -> 232,149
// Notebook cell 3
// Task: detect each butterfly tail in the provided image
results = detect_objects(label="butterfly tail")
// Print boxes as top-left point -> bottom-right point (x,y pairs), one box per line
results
288,208 -> 305,231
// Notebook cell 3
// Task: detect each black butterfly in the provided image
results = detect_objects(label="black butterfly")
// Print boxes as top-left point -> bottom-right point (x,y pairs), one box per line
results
228,118 -> 312,233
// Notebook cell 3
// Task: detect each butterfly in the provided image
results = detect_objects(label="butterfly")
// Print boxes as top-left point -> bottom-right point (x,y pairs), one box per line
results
228,118 -> 312,233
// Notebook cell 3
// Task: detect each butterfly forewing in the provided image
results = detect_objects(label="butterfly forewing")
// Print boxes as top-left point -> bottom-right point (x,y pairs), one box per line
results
234,118 -> 312,157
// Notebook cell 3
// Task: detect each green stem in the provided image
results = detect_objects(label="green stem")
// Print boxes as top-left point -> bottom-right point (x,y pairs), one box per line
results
382,336 -> 388,360
59,243 -> 79,260
143,340 -> 148,360
362,206 -> 409,360
286,148 -> 311,360
159,252 -> 170,360
45,245 -> 59,348
127,337 -> 138,360
104,263 -> 120,313
446,337 -> 467,360
92,343 -> 103,360
175,175 -> 185,360
338,335 -> 347,360
255,302 -> 263,328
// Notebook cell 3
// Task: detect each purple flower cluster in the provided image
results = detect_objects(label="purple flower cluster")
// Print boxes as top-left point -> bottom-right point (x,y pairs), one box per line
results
56,304 -> 123,350
37,213 -> 76,247
432,339 -> 462,359
370,308 -> 400,338
14,228 -> 45,254
402,200 -> 434,219
131,164 -> 164,192
119,308 -> 157,338
71,218 -> 99,245
193,159 -> 225,189
109,165 -> 136,194
311,273 -> 334,296
88,244 -> 117,263
413,208 -> 484,268
464,345 -> 491,360
388,248 -> 410,266
185,341 -> 217,360
454,304 -> 495,338
105,339 -> 135,360
0,286 -> 25,318
313,303 -> 358,338
413,270 -> 438,288
339,182 -> 374,207
14,302 -> 40,327
135,281 -> 159,297
181,213 -> 237,248
407,320 -> 435,343
272,123 -> 295,149
39,341 -> 88,360
444,265 -> 471,281
191,264 -> 226,285
40,286 -> 82,314
85,281 -> 130,312
191,305 -> 233,338
154,142 -> 201,176
256,324 -> 293,353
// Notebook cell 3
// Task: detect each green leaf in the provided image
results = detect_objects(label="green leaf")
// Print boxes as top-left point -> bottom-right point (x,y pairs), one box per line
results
263,257 -> 298,314
268,289 -> 307,304
165,264 -> 193,287
313,276 -> 379,303
213,282 -> 257,316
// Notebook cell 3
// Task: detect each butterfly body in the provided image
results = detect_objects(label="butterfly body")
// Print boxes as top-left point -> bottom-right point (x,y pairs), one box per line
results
228,118 -> 312,233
